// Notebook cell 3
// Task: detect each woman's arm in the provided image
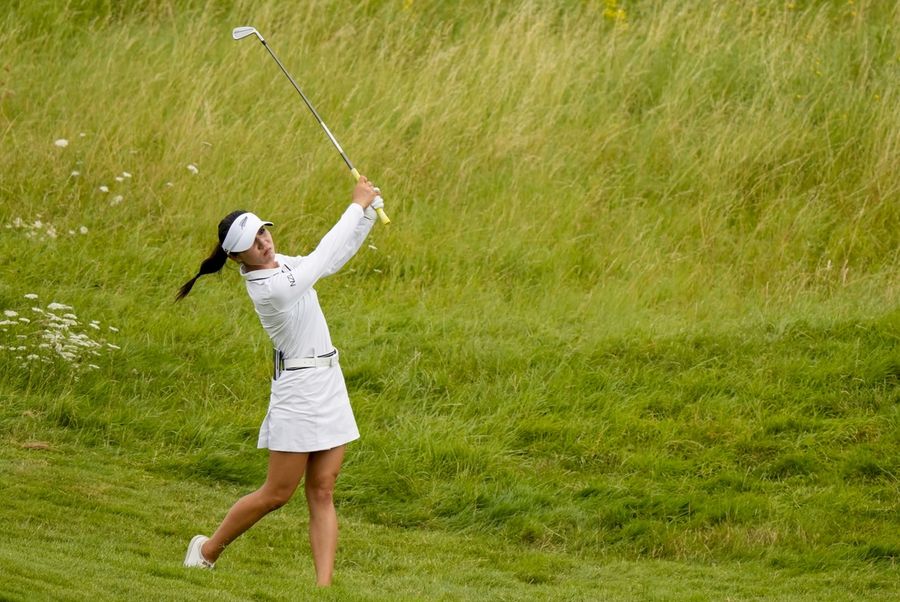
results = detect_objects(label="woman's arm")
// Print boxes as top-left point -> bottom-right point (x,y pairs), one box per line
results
317,175 -> 378,276
267,178 -> 378,311
319,207 -> 375,277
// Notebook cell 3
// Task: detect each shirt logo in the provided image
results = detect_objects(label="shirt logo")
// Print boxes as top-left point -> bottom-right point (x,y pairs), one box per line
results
286,273 -> 296,287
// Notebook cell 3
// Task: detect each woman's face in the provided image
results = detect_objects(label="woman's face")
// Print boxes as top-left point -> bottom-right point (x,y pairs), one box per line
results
234,226 -> 276,270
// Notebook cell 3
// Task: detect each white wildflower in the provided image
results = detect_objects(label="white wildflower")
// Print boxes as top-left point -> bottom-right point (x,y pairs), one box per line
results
47,302 -> 73,311
68,230 -> 75,235
110,195 -> 123,206
88,364 -> 100,370
99,185 -> 109,193
79,132 -> 86,138
122,171 -> 132,178
79,226 -> 88,235
26,354 -> 39,361
368,244 -> 378,251
107,343 -> 121,350
0,320 -> 15,326
63,313 -> 78,319
187,163 -> 199,174
54,139 -> 69,148
108,326 -> 119,333
18,317 -> 30,324
165,182 -> 174,188
89,323 -> 100,330
115,176 -> 124,182
33,220 -> 42,229
4,310 -> 18,318
71,170 -> 80,177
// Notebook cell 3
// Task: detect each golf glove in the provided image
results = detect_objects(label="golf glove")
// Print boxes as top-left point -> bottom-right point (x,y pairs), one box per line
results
372,188 -> 384,210
365,187 -> 384,220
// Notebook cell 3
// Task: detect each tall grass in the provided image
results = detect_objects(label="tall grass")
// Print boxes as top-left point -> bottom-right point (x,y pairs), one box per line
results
1,0 -> 898,576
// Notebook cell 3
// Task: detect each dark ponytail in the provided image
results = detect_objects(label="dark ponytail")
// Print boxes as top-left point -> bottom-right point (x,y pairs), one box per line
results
175,245 -> 229,301
175,209 -> 248,302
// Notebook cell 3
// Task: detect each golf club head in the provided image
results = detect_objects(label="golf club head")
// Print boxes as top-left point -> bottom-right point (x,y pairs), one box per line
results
232,26 -> 264,42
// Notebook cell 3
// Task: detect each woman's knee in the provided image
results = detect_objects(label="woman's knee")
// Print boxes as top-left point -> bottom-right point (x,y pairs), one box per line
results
260,452 -> 306,511
304,447 -> 344,509
305,478 -> 335,508
260,484 -> 297,511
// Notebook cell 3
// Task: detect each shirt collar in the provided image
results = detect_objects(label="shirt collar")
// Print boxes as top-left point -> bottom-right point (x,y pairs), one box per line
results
241,259 -> 283,281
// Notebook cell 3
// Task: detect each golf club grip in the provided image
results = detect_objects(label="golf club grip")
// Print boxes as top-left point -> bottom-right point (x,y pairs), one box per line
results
351,168 -> 391,225
374,207 -> 391,225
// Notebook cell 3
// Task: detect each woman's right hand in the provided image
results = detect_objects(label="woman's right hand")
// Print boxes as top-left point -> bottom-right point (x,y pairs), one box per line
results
352,176 -> 377,208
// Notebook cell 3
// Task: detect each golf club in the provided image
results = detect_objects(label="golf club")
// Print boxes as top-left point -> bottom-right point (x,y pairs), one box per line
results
232,26 -> 390,224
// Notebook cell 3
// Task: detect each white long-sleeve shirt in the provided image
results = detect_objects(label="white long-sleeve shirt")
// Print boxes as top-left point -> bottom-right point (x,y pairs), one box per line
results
241,203 -> 375,358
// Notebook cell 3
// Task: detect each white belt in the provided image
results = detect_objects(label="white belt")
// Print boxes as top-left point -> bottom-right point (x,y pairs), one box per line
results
283,350 -> 339,370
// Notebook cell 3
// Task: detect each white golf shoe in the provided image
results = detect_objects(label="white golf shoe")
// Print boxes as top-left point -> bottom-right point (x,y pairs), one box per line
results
183,535 -> 215,569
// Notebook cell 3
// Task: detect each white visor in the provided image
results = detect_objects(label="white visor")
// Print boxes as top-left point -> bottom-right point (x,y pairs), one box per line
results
221,212 -> 273,254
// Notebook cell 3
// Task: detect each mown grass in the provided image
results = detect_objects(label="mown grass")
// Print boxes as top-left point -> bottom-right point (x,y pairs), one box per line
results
2,444 -> 897,601
1,0 -> 898,599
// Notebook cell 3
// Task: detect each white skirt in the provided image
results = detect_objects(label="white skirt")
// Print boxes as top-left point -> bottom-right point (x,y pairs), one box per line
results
257,364 -> 360,453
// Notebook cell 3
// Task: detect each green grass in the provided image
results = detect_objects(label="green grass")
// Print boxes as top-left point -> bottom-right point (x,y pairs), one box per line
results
1,0 -> 898,599
1,445 -> 896,601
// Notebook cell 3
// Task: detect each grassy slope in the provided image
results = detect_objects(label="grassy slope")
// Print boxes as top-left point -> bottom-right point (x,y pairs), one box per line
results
1,445 -> 896,601
1,0 -> 898,599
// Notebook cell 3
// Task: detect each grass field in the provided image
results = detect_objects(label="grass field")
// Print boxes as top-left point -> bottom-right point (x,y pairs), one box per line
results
1,0 -> 898,599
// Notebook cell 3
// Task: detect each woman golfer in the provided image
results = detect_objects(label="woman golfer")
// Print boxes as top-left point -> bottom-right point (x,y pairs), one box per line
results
177,177 -> 381,586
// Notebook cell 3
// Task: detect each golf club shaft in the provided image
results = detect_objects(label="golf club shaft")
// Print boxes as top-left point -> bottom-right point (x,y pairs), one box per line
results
258,39 -> 391,225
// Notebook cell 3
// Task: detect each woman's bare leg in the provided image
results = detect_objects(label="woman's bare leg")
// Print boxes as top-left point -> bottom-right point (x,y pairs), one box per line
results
304,445 -> 346,586
201,451 -> 308,562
